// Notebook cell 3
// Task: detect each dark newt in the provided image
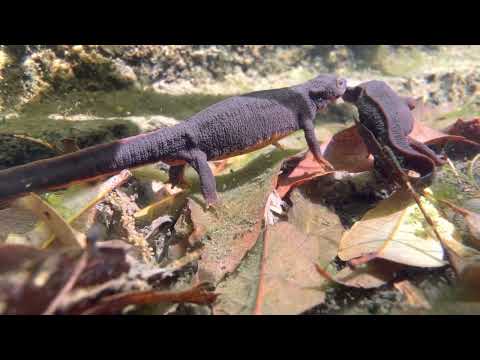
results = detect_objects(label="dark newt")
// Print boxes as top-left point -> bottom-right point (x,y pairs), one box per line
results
0,74 -> 347,207
342,80 -> 446,185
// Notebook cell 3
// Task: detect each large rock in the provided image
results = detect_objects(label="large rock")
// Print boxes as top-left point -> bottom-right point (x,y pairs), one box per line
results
0,45 -> 442,111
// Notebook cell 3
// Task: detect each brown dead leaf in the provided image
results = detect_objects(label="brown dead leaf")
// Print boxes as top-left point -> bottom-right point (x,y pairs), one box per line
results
213,189 -> 344,315
445,118 -> 480,144
276,152 -> 334,198
0,244 -> 48,273
276,126 -> 373,199
430,236 -> 480,300
410,119 -> 480,149
212,239 -> 263,315
276,115 -> 480,200
13,193 -> 86,248
439,199 -> 480,249
321,125 -> 373,173
394,280 -> 431,310
42,250 -> 89,315
0,245 -> 90,314
316,260 -> 403,289
338,190 -> 453,268
185,148 -> 290,285
253,190 -> 345,314
6,170 -> 132,249
0,238 -> 184,315
252,223 -> 327,315
409,120 -> 451,144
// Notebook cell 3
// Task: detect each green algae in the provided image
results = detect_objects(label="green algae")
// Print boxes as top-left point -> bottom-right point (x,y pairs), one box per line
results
18,90 -> 228,120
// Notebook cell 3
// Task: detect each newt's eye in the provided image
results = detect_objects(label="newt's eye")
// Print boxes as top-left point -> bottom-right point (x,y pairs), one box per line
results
336,79 -> 346,88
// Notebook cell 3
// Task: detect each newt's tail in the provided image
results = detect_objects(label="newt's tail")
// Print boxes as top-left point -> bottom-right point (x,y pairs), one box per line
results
0,126 -> 186,202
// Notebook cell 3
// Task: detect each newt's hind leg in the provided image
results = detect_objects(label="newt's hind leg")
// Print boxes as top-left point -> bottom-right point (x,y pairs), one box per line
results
176,149 -> 218,208
168,164 -> 187,188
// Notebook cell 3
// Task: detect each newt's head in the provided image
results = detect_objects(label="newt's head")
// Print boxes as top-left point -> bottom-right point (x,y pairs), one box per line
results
305,75 -> 347,111
342,85 -> 363,104
342,80 -> 387,104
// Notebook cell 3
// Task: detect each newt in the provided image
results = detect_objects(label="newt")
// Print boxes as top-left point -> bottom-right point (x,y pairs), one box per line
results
342,80 -> 446,185
0,74 -> 347,207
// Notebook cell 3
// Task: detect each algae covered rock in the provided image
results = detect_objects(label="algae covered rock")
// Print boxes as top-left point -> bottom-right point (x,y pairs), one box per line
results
0,45 -> 445,111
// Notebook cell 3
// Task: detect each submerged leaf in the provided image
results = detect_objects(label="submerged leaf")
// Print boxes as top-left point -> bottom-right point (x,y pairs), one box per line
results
0,242 -> 143,315
321,125 -> 373,173
184,147 -> 292,285
444,118 -> 480,143
13,194 -> 86,248
43,171 -> 131,248
254,190 -> 344,315
439,199 -> 480,249
410,119 -> 480,148
316,260 -> 403,289
338,190 -> 457,268
214,189 -> 344,315
275,118 -> 474,200
393,280 -> 432,310
252,223 -> 327,314
276,152 -> 334,198
0,240 -> 190,314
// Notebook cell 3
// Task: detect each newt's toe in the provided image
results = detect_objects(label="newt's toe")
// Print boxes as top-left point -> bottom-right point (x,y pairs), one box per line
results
314,154 -> 334,171
206,201 -> 223,218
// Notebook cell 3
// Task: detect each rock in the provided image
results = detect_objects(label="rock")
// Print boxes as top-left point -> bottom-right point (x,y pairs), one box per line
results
0,45 -> 447,110
0,115 -> 140,168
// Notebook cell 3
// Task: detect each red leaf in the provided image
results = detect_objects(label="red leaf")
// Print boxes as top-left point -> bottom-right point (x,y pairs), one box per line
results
444,118 -> 480,144
321,125 -> 373,172
410,119 -> 480,148
276,125 -> 373,198
276,152 -> 334,198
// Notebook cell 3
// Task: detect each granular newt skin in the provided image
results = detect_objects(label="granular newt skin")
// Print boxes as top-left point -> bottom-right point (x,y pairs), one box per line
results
0,74 -> 346,207
343,80 -> 446,184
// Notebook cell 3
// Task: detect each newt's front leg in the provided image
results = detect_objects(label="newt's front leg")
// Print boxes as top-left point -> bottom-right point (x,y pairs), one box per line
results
302,120 -> 334,170
177,149 -> 218,208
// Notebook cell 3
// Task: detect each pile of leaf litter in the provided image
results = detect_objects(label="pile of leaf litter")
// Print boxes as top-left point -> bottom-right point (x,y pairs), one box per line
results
2,101 -> 480,315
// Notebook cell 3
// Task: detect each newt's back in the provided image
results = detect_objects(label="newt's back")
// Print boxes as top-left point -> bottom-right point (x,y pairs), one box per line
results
184,87 -> 310,160
0,74 -> 346,207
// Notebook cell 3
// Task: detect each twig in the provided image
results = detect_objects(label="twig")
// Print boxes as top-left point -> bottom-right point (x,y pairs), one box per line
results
468,153 -> 480,187
42,250 -> 89,315
352,119 -> 448,251
41,170 -> 132,249
446,157 -> 460,178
